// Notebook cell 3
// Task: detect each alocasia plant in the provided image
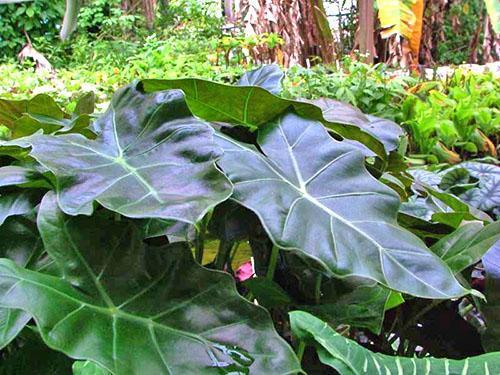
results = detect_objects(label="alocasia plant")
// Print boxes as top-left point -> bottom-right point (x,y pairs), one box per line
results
0,65 -> 498,373
7,86 -> 232,222
214,112 -> 467,298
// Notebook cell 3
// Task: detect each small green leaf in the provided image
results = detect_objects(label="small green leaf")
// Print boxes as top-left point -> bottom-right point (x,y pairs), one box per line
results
431,221 -> 500,273
244,278 -> 293,309
0,191 -> 42,226
439,167 -> 470,190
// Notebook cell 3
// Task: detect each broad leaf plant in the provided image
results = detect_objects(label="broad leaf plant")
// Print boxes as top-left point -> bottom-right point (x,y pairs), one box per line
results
0,66 -> 499,374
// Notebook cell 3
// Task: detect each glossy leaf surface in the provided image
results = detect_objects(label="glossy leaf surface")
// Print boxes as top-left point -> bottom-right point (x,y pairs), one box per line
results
11,84 -> 232,222
139,77 -> 387,159
431,221 -> 500,273
0,216 -> 44,349
215,113 -> 468,298
306,97 -> 404,154
72,361 -> 110,375
291,311 -> 500,375
0,193 -> 301,374
0,191 -> 41,226
0,166 -> 42,188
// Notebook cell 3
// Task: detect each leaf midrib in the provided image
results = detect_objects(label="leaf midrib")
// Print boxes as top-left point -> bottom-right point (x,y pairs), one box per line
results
217,131 -> 451,297
1,272 -> 215,346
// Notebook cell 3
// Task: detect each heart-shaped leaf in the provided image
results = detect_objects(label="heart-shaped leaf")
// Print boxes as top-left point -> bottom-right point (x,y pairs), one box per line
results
290,311 -> 500,375
9,84 -> 232,222
215,113 -> 468,298
0,193 -> 300,374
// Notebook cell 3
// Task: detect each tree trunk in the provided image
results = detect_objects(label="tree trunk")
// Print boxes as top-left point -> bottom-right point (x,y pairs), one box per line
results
358,0 -> 374,63
237,0 -> 335,67
483,15 -> 500,63
141,0 -> 156,29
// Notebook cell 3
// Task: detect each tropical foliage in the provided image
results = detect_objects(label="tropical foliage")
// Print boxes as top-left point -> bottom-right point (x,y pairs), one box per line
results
0,65 -> 499,373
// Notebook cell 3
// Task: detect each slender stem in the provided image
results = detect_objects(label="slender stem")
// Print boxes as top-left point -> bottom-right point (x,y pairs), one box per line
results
296,341 -> 306,363
266,245 -> 280,281
195,214 -> 210,264
314,274 -> 322,304
215,240 -> 234,270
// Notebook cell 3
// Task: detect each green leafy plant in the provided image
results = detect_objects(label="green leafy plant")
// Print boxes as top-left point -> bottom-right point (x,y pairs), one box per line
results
0,65 -> 499,373
403,69 -> 499,163
283,58 -> 415,122
0,0 -> 64,60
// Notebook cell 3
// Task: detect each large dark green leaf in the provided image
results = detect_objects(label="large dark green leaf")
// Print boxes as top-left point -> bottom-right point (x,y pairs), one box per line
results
291,311 -> 500,375
139,78 -> 388,159
237,65 -> 284,94
0,216 -> 44,349
431,221 -> 500,273
9,85 -> 232,222
482,241 -> 500,352
0,193 -> 301,374
215,113 -> 468,298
